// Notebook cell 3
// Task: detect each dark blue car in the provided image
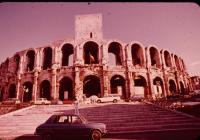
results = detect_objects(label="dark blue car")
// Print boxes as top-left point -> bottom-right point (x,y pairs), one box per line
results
34,113 -> 107,140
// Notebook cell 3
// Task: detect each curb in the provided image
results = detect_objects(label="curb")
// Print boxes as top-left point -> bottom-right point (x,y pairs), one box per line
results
0,105 -> 36,119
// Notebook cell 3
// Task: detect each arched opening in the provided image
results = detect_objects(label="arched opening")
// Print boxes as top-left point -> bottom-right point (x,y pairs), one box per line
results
14,54 -> 20,74
83,75 -> 101,98
110,75 -> 126,99
180,81 -> 185,94
9,84 -> 16,98
43,47 -> 52,70
59,77 -> 73,101
23,82 -> 33,102
62,44 -> 74,66
150,47 -> 160,68
174,55 -> 181,71
131,44 -> 144,66
26,50 -> 35,72
108,42 -> 123,66
0,87 -> 4,101
169,80 -> 177,95
164,51 -> 172,67
40,80 -> 51,100
153,77 -> 163,97
83,41 -> 99,64
134,75 -> 147,97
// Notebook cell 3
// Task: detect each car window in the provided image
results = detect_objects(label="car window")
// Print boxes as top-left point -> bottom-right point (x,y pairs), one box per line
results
71,116 -> 82,124
58,116 -> 70,123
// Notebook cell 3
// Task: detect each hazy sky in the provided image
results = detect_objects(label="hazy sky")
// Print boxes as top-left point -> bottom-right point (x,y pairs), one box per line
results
0,2 -> 200,76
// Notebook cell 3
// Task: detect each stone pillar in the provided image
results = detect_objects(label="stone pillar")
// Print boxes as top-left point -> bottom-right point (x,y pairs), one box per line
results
126,45 -> 132,67
32,71 -> 38,102
51,66 -> 57,100
19,55 -> 24,74
147,69 -> 153,99
16,75 -> 21,100
102,67 -> 109,96
36,49 -> 42,71
74,66 -> 82,100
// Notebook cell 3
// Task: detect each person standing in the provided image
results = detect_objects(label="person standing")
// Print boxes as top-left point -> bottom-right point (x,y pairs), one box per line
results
74,99 -> 79,115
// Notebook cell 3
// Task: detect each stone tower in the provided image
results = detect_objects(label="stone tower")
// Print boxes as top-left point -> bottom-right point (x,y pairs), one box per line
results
75,13 -> 103,42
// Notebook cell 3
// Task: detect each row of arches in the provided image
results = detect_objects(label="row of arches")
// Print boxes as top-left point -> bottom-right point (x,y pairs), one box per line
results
3,75 -> 186,102
9,41 -> 185,74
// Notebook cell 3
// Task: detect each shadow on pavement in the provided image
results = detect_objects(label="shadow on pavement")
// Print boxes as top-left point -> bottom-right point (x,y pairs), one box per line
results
15,134 -> 41,140
15,134 -> 92,140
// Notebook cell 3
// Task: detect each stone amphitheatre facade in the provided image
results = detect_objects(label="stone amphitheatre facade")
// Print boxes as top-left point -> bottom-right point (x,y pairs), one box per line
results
0,14 -> 192,103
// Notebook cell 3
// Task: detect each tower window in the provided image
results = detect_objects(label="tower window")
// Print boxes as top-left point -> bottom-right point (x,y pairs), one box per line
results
90,32 -> 93,38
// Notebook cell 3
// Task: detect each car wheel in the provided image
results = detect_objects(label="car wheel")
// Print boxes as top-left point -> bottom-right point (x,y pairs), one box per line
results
43,133 -> 52,140
97,100 -> 101,103
91,130 -> 102,140
113,99 -> 117,103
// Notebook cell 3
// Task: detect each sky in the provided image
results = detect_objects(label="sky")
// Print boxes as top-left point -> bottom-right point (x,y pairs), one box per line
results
0,2 -> 200,76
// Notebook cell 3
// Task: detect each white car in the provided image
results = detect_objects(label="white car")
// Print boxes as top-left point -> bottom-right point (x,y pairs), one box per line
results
96,94 -> 121,103
2,98 -> 21,105
34,98 -> 51,105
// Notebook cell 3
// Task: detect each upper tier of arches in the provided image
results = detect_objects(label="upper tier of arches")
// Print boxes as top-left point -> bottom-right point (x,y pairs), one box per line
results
0,40 -> 187,74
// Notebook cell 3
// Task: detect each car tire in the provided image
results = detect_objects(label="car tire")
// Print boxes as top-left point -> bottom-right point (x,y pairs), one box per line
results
42,133 -> 52,140
91,130 -> 102,140
113,99 -> 117,103
97,100 -> 101,103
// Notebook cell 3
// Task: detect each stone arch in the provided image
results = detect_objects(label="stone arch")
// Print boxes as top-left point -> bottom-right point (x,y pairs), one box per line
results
83,75 -> 101,97
134,75 -> 147,97
153,77 -> 163,97
180,81 -> 185,94
110,75 -> 126,99
40,80 -> 51,100
169,79 -> 177,95
59,77 -> 73,101
42,47 -> 52,70
9,84 -> 16,98
108,42 -> 123,66
26,50 -> 35,72
149,47 -> 161,68
62,43 -> 74,66
174,55 -> 181,71
14,54 -> 20,74
23,81 -> 33,102
83,41 -> 99,64
164,50 -> 172,67
131,44 -> 144,67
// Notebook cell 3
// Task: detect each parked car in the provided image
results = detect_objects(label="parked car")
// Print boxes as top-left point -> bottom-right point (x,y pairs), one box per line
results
130,94 -> 144,102
34,98 -> 51,105
96,94 -> 121,103
2,98 -> 21,105
34,113 -> 107,140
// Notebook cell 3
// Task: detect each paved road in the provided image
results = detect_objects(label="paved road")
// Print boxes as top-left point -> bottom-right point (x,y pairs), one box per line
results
0,102 -> 200,140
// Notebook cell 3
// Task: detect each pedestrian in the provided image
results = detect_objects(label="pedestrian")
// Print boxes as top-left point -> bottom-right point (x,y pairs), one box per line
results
74,99 -> 79,116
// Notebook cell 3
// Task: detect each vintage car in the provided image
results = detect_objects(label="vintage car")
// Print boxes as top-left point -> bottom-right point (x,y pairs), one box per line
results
34,98 -> 51,105
34,113 -> 107,140
96,94 -> 121,103
2,98 -> 21,105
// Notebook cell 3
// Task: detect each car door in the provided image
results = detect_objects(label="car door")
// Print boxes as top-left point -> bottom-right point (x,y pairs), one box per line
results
69,115 -> 88,138
53,115 -> 72,139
